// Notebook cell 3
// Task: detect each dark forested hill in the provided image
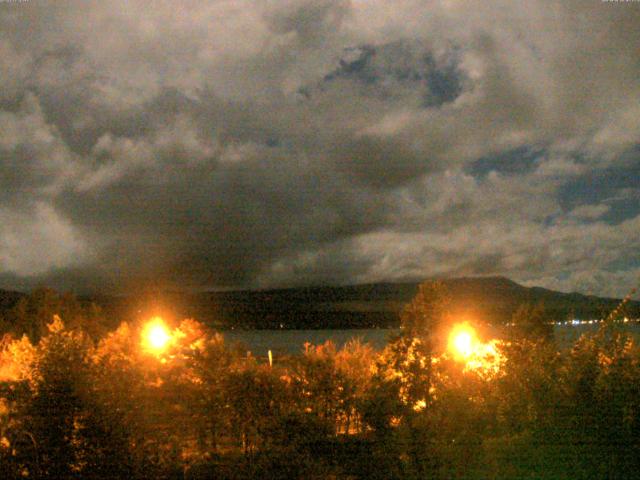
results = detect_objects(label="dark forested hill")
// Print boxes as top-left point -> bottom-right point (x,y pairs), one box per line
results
2,277 -> 638,330
194,277 -> 639,329
0,289 -> 24,311
87,277 -> 639,329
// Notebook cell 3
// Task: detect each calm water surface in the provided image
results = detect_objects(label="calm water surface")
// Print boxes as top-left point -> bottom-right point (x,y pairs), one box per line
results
223,328 -> 398,356
223,324 -> 640,357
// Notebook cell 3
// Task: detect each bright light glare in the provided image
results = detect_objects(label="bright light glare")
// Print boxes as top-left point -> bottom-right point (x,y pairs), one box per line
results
148,325 -> 170,349
142,317 -> 171,353
447,322 -> 505,379
449,323 -> 476,359
453,331 -> 473,357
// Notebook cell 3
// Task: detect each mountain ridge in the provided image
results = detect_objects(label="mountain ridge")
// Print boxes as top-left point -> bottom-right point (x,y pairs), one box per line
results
90,276 -> 640,329
0,277 -> 637,330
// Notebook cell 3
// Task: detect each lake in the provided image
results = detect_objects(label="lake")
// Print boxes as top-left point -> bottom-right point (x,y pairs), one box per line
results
223,328 -> 398,357
223,323 -> 640,357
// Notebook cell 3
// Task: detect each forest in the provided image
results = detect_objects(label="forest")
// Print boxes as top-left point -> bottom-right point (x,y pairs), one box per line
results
0,282 -> 639,479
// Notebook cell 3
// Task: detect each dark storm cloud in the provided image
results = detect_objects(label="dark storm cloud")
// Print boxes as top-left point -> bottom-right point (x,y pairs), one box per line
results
0,0 -> 639,297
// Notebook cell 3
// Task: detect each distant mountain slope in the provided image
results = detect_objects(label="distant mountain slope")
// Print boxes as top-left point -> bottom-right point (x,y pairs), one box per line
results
2,278 -> 638,330
181,277 -> 640,329
0,289 -> 25,312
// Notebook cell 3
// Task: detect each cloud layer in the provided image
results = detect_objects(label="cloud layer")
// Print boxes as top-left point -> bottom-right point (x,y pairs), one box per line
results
0,0 -> 639,297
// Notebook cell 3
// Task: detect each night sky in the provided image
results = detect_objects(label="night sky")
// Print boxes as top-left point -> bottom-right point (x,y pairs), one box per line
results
0,0 -> 638,297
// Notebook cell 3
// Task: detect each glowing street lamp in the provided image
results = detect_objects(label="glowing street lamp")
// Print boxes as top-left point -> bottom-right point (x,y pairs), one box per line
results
446,322 -> 505,378
448,323 -> 477,360
142,317 -> 171,354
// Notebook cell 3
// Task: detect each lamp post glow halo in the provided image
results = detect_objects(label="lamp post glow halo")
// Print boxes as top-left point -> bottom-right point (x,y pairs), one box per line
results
142,317 -> 171,354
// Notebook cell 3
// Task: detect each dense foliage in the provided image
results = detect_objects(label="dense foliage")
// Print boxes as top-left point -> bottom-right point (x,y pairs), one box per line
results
0,283 -> 639,479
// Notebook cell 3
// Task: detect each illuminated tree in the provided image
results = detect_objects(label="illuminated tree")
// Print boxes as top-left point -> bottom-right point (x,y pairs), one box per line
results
92,318 -> 213,477
3,288 -> 107,343
23,317 -> 93,478
559,329 -> 640,477
0,335 -> 37,479
186,329 -> 234,454
290,341 -> 353,434
370,281 -> 452,419
400,281 -> 452,338
335,339 -> 375,434
509,302 -> 553,342
223,358 -> 286,455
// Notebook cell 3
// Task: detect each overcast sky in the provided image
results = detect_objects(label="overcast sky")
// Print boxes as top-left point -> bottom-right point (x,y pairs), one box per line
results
0,0 -> 639,297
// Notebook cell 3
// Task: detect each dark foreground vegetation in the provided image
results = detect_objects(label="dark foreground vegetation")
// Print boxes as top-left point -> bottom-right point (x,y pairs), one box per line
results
1,282 -> 639,479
